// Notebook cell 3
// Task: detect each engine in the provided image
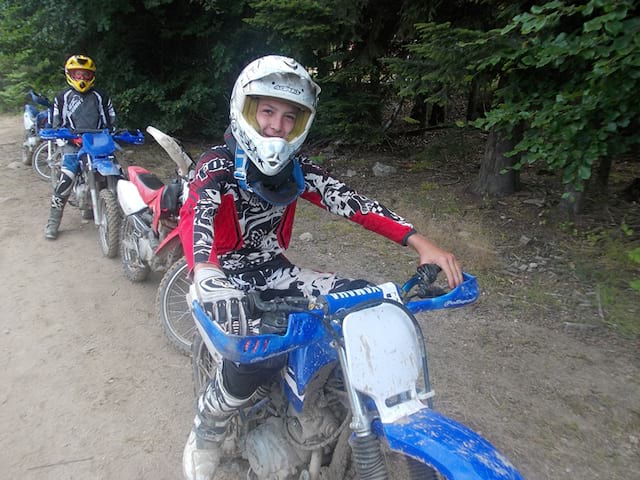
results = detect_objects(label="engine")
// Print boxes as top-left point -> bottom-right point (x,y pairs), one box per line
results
74,182 -> 90,211
245,403 -> 342,479
245,417 -> 310,479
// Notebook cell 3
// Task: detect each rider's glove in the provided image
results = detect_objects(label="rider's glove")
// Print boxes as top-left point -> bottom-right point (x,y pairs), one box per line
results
194,266 -> 247,334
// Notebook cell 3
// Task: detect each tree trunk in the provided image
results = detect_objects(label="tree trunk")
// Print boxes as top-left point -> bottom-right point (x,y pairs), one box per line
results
466,75 -> 492,122
473,128 -> 520,196
466,77 -> 483,121
560,157 -> 612,216
409,95 -> 427,129
428,103 -> 445,126
595,156 -> 612,190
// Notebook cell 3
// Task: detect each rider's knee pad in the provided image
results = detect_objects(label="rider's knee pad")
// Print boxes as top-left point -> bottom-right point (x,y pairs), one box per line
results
61,153 -> 81,176
54,171 -> 75,198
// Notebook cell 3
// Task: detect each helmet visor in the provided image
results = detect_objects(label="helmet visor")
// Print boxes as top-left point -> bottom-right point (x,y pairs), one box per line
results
69,69 -> 95,81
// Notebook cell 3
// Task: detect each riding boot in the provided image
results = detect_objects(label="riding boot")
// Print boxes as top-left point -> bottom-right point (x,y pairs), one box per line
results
44,204 -> 64,240
44,171 -> 74,240
45,189 -> 71,240
183,367 -> 249,480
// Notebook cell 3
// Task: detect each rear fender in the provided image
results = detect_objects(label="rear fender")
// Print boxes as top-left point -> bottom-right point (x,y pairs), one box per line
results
154,227 -> 181,257
379,409 -> 524,480
117,179 -> 147,215
24,106 -> 37,129
156,202 -> 195,269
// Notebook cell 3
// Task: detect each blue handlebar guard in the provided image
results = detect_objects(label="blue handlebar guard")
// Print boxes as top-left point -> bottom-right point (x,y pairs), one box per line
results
38,127 -> 144,145
192,272 -> 479,364
114,130 -> 145,145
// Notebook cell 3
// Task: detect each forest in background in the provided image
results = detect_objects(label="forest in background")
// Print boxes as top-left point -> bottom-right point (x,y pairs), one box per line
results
0,0 -> 637,191
1,0 -> 639,299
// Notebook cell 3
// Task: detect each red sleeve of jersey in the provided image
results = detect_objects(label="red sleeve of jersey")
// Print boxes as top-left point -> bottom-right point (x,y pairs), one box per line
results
300,179 -> 415,246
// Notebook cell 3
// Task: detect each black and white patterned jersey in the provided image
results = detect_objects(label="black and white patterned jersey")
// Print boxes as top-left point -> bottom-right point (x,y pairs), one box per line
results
189,142 -> 416,273
53,87 -> 116,130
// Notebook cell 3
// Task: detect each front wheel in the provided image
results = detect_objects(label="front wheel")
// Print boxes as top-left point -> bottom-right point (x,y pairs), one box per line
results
156,257 -> 194,355
191,331 -> 219,395
22,132 -> 34,165
380,449 -> 443,480
335,440 -> 442,480
22,146 -> 32,166
97,189 -> 121,258
32,142 -> 60,184
120,215 -> 150,282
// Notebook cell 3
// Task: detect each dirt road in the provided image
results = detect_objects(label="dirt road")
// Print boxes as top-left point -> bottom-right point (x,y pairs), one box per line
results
1,113 -> 638,479
0,116 -> 192,479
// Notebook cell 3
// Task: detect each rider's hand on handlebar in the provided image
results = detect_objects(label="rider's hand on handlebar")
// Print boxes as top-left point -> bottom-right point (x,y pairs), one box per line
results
194,265 -> 247,334
407,233 -> 463,289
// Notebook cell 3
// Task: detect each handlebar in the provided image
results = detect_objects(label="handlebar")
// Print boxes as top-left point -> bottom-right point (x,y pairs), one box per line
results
28,89 -> 51,108
317,272 -> 478,316
191,266 -> 479,363
38,127 -> 145,145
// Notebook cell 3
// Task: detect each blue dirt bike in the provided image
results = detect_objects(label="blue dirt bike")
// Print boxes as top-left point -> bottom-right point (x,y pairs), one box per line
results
22,89 -> 52,166
39,127 -> 144,257
190,265 -> 524,479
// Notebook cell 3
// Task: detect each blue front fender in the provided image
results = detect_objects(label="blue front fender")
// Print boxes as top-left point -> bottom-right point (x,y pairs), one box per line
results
378,409 -> 524,480
92,157 -> 122,177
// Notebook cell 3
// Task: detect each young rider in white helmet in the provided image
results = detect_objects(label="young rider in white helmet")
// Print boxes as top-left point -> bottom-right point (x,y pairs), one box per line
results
182,54 -> 463,480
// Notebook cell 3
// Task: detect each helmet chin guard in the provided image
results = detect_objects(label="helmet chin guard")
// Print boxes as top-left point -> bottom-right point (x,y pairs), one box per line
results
234,145 -> 304,206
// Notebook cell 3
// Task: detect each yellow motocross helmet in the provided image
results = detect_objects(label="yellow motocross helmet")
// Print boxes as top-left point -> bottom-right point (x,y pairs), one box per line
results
64,55 -> 96,93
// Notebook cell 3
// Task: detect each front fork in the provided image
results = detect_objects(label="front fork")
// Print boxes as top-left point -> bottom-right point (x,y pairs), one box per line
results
87,168 -> 119,226
336,344 -> 390,480
337,343 -> 439,480
87,170 -> 101,225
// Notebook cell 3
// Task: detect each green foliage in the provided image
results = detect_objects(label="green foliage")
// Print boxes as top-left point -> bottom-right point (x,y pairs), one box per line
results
248,0 -> 394,142
247,0 -> 361,50
383,1 -> 517,116
0,1 -> 65,108
0,0 -> 260,134
312,81 -> 384,144
8,0 -> 636,169
1,0 -> 411,141
385,22 -> 487,105
474,0 -> 640,190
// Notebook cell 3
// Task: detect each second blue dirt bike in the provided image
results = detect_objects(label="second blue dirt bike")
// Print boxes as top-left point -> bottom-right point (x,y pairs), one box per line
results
22,89 -> 52,166
39,127 -> 144,257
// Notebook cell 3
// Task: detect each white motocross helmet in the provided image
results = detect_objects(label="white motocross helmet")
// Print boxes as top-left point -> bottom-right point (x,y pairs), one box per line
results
229,55 -> 321,176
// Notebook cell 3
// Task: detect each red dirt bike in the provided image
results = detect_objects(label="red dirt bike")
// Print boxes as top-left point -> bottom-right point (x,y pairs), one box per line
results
116,126 -> 195,354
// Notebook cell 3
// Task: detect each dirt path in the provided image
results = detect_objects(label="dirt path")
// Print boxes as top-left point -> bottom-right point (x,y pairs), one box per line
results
0,114 -> 638,479
0,115 -> 192,479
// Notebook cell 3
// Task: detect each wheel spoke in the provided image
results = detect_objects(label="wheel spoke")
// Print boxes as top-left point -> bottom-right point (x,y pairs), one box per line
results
157,258 -> 194,355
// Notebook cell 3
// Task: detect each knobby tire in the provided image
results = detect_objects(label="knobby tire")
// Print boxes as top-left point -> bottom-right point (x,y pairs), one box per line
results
120,215 -> 150,282
156,257 -> 194,355
98,189 -> 121,258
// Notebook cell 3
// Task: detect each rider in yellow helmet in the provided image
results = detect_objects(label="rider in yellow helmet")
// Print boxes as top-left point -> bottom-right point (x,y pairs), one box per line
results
44,55 -> 116,240
64,55 -> 96,93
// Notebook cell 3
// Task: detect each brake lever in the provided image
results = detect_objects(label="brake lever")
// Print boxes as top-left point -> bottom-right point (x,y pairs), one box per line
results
416,284 -> 448,298
416,263 -> 446,298
417,263 -> 442,284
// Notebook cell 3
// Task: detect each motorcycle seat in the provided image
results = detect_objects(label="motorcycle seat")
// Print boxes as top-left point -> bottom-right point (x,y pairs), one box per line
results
160,181 -> 181,215
137,172 -> 165,191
